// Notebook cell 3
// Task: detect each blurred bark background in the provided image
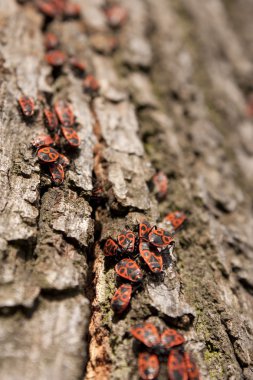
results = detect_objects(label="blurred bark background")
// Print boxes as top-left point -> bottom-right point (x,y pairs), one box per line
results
0,0 -> 253,379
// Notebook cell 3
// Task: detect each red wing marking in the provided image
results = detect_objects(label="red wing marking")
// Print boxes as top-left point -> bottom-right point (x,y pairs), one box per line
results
167,350 -> 188,380
49,163 -> 64,185
164,211 -> 187,231
38,147 -> 59,163
18,96 -> 34,117
105,5 -> 128,28
148,228 -> 174,247
115,259 -> 143,282
103,238 -> 119,256
45,50 -> 66,66
117,230 -> 135,252
83,74 -> 100,95
161,328 -> 185,350
44,108 -> 59,131
139,241 -> 163,273
55,100 -> 75,127
44,32 -> 59,50
138,352 -> 159,380
61,126 -> 80,147
152,171 -> 168,199
57,153 -> 70,168
184,352 -> 201,380
139,220 -> 152,240
130,323 -> 160,348
32,134 -> 54,148
111,284 -> 132,314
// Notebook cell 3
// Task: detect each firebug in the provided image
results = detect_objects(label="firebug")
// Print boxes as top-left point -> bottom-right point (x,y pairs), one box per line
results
138,352 -> 159,380
164,211 -> 187,233
45,50 -> 66,67
111,283 -> 132,314
184,352 -> 200,380
139,241 -> 163,273
167,349 -> 188,380
148,228 -> 174,248
117,230 -> 135,253
152,171 -> 168,200
32,134 -> 54,148
61,126 -> 80,147
54,100 -> 75,127
115,259 -> 143,282
44,108 -> 59,131
83,74 -> 100,96
69,57 -> 87,77
49,162 -> 64,185
130,323 -> 160,348
37,146 -> 59,163
105,5 -> 128,29
44,32 -> 59,50
57,153 -> 70,168
18,96 -> 35,117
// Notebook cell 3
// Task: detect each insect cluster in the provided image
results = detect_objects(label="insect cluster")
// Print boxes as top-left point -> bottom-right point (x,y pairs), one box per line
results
17,0 -> 107,186
17,1 -> 201,378
18,96 -> 81,185
103,213 -> 186,314
36,0 -> 81,20
43,28 -> 100,96
130,322 -> 200,380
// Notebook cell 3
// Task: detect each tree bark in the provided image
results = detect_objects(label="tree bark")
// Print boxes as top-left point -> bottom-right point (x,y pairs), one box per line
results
0,1 -> 253,380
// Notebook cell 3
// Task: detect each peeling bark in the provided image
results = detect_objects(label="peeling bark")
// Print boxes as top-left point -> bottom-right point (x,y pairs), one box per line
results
0,0 -> 253,380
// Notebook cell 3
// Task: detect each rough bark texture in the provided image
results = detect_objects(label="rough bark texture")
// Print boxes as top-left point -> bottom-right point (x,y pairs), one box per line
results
0,1 -> 253,379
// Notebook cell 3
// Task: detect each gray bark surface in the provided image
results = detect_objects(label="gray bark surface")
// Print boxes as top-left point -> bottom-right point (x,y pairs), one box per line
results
0,0 -> 253,379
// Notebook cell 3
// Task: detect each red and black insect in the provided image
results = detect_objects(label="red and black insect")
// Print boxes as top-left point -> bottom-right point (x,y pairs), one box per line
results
57,153 -> 70,168
152,171 -> 168,200
139,220 -> 152,240
63,2 -> 80,18
61,126 -> 80,147
131,323 -> 185,354
111,283 -> 132,314
18,96 -> 35,117
104,5 -> 128,29
103,238 -> 121,256
37,146 -> 59,163
44,108 -> 59,131
49,162 -> 64,185
55,100 -> 75,128
69,57 -> 87,77
44,32 -> 59,51
168,349 -> 188,380
148,228 -> 174,248
138,220 -> 174,271
138,352 -> 159,380
139,220 -> 174,248
139,241 -> 163,273
160,328 -> 185,352
83,74 -> 100,96
45,50 -> 66,67
37,0 -> 59,18
103,228 -> 135,256
131,323 -> 160,348
130,323 -> 196,380
52,0 -> 65,14
32,134 -> 54,149
118,230 -> 136,253
115,259 -> 143,282
183,352 -> 200,380
164,211 -> 187,234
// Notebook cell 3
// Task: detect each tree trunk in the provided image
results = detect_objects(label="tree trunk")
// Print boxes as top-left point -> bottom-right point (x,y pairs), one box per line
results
0,1 -> 253,380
